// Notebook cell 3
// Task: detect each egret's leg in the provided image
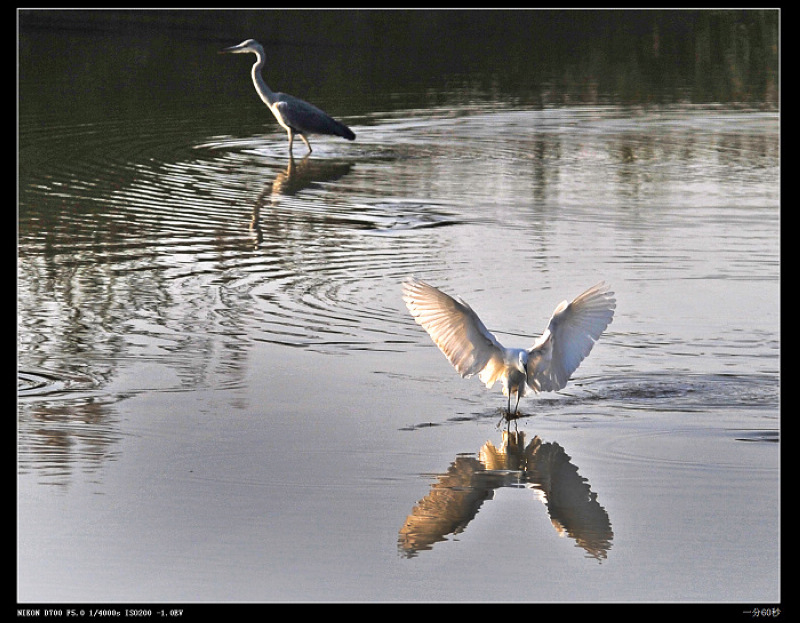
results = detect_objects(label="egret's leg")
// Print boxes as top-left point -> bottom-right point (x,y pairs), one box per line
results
503,415 -> 518,432
513,392 -> 521,416
299,134 -> 313,153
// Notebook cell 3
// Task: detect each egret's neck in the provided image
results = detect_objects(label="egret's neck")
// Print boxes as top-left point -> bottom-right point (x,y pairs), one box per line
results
250,52 -> 278,107
514,349 -> 528,374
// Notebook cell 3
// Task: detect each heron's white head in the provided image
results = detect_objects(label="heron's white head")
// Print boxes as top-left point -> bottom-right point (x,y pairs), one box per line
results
221,39 -> 264,56
516,351 -> 529,374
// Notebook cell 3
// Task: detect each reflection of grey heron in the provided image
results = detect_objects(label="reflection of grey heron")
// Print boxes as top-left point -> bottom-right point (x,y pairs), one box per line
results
249,155 -> 355,247
221,39 -> 356,155
402,279 -> 615,416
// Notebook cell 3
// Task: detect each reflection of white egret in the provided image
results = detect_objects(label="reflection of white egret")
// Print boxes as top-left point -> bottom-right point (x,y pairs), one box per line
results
399,430 -> 614,559
220,39 -> 356,155
402,278 -> 615,415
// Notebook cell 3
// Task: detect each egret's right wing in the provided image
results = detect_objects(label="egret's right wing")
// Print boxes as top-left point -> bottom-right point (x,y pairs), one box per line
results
402,278 -> 507,387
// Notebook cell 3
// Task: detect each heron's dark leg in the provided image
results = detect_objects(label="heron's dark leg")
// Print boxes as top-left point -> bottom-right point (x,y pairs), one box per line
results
299,134 -> 313,153
287,130 -> 295,155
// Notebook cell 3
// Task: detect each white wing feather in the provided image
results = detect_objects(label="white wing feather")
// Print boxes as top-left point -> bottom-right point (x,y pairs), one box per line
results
402,278 -> 507,387
527,282 -> 615,392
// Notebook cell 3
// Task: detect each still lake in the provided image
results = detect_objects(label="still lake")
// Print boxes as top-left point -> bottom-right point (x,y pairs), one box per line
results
18,14 -> 779,604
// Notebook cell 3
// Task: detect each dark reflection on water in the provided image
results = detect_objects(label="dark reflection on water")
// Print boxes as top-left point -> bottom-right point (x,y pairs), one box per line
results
18,9 -> 778,120
399,429 -> 613,561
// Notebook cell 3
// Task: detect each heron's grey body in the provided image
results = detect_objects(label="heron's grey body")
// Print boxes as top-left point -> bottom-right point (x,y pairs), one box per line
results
402,278 -> 616,415
221,39 -> 355,154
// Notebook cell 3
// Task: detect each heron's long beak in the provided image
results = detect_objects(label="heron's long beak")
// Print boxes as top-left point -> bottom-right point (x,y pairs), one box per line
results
220,43 -> 245,54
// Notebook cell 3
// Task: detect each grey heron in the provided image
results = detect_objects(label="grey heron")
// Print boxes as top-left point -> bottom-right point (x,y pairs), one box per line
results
221,39 -> 356,154
402,278 -> 616,416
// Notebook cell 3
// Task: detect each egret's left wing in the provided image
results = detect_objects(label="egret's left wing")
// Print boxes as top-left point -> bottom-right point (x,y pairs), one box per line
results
527,282 -> 615,392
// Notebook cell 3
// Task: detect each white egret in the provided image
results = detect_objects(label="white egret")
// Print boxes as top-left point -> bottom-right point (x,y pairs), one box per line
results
221,39 -> 356,154
402,278 -> 616,416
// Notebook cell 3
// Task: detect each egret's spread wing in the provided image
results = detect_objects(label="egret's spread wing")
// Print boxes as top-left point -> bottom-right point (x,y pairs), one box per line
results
528,282 -> 615,392
275,96 -> 355,140
402,278 -> 507,387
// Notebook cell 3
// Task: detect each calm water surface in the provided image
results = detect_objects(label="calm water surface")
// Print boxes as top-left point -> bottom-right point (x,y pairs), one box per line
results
18,20 -> 779,605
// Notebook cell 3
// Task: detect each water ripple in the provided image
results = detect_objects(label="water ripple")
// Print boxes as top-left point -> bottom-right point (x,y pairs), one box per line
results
574,372 -> 779,414
19,104 -> 780,385
18,368 -> 99,399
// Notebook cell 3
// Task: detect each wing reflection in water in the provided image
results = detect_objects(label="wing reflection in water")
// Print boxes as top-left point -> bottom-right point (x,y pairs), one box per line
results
399,430 -> 613,561
249,154 -> 354,246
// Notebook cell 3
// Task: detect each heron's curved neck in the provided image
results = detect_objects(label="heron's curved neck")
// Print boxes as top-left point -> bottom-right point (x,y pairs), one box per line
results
250,52 -> 278,106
